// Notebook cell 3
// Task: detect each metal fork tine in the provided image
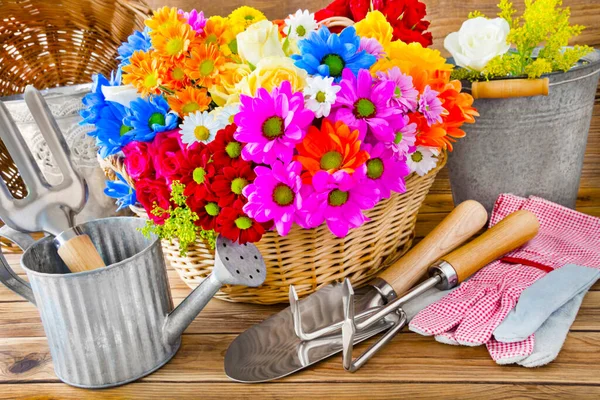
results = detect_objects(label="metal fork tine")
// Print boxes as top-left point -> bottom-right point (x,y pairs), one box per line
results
0,101 -> 45,196
24,86 -> 80,187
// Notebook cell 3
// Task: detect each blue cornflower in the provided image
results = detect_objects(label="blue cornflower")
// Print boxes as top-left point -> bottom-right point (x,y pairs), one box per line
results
80,69 -> 122,127
291,26 -> 376,82
94,101 -> 134,158
104,173 -> 137,211
124,96 -> 179,142
117,27 -> 152,67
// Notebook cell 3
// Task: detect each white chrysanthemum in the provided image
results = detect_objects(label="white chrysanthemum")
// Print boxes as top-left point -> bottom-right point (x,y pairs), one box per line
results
406,146 -> 440,176
213,104 -> 240,130
303,76 -> 341,118
179,111 -> 221,145
284,9 -> 318,41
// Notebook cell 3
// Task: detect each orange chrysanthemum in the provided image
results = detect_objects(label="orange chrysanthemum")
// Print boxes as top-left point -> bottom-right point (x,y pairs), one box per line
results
145,6 -> 185,33
161,58 -> 191,92
167,86 -> 212,117
201,16 -> 239,57
184,44 -> 225,88
295,119 -> 370,183
151,22 -> 198,61
122,50 -> 166,97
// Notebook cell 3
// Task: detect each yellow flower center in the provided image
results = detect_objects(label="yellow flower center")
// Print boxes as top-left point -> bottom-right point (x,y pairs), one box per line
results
273,184 -> 295,206
320,151 -> 343,170
231,177 -> 248,195
262,116 -> 284,139
143,72 -> 159,89
296,25 -> 306,37
366,158 -> 384,179
166,37 -> 184,56
172,66 -> 186,81
205,202 -> 220,216
235,216 -> 253,230
229,114 -> 235,124
182,102 -> 200,114
316,91 -> 327,103
411,151 -> 423,162
194,125 -> 211,141
225,141 -> 242,158
328,189 -> 349,206
193,167 -> 207,184
205,34 -> 218,44
244,14 -> 255,21
199,59 -> 215,76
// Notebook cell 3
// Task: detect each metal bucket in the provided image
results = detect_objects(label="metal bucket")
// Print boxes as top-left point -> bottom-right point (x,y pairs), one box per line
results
2,217 -> 179,388
447,49 -> 600,213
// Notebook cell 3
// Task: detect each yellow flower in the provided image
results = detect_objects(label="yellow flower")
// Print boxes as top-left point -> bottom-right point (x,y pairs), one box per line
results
354,11 -> 393,50
122,50 -> 166,97
236,20 -> 285,67
209,62 -> 252,106
145,7 -> 184,34
151,22 -> 198,61
202,16 -> 239,57
235,56 -> 307,100
229,6 -> 266,29
372,40 -> 454,76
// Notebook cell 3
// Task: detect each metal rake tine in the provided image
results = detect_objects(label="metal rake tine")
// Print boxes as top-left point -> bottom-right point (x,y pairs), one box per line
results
290,284 -> 346,341
24,86 -> 80,186
341,278 -> 356,371
0,100 -> 45,196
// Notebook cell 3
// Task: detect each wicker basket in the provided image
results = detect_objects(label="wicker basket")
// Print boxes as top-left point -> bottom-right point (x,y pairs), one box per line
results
0,0 -> 151,199
101,153 -> 446,304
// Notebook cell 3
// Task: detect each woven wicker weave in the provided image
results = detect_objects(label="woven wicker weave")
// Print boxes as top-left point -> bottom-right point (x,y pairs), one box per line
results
0,0 -> 151,199
101,152 -> 446,304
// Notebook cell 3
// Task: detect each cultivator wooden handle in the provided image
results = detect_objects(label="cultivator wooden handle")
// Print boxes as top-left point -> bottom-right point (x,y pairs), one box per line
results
471,78 -> 549,99
379,200 -> 488,295
442,210 -> 540,283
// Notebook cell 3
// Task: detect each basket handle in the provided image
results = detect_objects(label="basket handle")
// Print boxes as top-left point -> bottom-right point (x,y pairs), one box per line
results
378,200 -> 488,295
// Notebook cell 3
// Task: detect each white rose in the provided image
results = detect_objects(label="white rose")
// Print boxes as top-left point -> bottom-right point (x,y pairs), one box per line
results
444,17 -> 511,71
236,20 -> 285,67
101,84 -> 140,108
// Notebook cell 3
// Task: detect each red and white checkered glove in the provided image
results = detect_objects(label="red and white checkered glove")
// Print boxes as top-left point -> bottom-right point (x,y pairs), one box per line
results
409,195 -> 600,352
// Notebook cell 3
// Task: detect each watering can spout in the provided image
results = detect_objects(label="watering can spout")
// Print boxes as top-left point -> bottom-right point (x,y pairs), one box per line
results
162,236 -> 267,346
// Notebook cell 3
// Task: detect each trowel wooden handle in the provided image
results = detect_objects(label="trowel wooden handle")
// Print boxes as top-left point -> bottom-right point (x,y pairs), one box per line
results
56,233 -> 106,273
442,210 -> 539,283
379,200 -> 488,295
471,78 -> 549,99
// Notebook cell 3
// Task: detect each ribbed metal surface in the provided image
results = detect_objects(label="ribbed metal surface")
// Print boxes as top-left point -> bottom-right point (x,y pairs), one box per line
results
21,218 -> 180,388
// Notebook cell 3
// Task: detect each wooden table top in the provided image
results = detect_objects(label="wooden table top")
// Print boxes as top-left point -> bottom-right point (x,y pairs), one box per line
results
1,195 -> 600,399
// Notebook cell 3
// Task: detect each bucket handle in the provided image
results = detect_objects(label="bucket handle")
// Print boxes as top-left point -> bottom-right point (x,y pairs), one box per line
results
0,225 -> 36,304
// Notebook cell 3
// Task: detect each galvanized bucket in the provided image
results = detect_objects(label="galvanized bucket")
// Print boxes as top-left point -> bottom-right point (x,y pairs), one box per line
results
447,49 -> 600,213
0,218 -> 178,388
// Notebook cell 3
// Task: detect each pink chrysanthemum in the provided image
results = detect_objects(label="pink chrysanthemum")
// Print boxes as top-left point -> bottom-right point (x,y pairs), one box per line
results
179,9 -> 206,34
242,160 -> 304,236
376,67 -> 419,113
333,68 -> 402,142
360,143 -> 410,201
418,85 -> 445,126
359,37 -> 385,60
298,169 -> 380,237
235,81 -> 314,165
386,117 -> 417,160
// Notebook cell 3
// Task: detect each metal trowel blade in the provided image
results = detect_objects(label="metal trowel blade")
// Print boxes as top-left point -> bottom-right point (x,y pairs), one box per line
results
224,282 -> 395,383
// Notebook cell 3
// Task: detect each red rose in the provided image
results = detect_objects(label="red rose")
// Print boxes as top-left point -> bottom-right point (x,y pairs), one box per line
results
151,130 -> 189,183
123,141 -> 155,180
135,178 -> 172,225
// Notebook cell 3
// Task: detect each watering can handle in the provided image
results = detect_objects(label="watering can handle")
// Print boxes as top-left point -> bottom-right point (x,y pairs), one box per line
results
0,225 -> 36,304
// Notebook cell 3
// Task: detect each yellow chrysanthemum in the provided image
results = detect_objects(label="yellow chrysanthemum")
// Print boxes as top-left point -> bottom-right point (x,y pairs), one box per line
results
122,50 -> 166,97
167,86 -> 212,117
184,44 -> 226,88
151,22 -> 198,61
354,11 -> 393,50
200,16 -> 239,57
145,6 -> 185,34
372,41 -> 454,76
228,6 -> 266,29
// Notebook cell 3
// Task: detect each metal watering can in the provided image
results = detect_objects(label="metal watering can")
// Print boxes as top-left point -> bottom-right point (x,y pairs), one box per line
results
0,217 -> 266,388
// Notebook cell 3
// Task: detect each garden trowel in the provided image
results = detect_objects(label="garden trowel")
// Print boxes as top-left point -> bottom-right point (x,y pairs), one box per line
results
225,203 -> 539,382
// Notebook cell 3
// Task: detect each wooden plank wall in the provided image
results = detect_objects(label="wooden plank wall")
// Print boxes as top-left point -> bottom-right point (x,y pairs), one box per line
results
148,0 -> 600,232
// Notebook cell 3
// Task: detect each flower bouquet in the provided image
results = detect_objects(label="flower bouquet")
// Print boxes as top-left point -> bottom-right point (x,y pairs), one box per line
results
85,2 -> 477,303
